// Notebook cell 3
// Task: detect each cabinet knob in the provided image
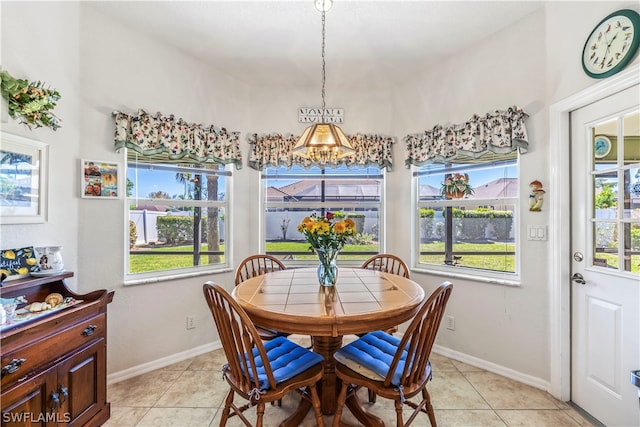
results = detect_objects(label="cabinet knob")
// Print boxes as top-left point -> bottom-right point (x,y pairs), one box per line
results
1,358 -> 26,376
58,385 -> 69,404
50,390 -> 60,410
81,324 -> 97,336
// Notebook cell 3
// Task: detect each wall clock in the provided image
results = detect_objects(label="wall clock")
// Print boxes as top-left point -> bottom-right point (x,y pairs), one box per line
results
594,135 -> 612,158
582,9 -> 640,79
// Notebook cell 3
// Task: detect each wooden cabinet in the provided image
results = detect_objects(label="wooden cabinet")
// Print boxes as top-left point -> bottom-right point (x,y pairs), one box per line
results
0,272 -> 113,426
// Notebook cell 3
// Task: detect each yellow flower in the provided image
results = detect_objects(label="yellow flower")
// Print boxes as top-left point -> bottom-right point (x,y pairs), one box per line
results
344,218 -> 355,229
334,221 -> 347,234
3,250 -> 16,260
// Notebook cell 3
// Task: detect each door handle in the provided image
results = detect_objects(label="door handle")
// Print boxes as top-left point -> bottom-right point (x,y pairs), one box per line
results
571,273 -> 586,285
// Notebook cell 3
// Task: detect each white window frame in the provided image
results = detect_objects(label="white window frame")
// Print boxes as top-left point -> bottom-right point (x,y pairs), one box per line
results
123,152 -> 232,285
411,158 -> 521,285
259,165 -> 386,267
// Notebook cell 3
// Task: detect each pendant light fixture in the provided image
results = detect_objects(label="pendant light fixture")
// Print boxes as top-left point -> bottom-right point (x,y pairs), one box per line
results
292,0 -> 355,164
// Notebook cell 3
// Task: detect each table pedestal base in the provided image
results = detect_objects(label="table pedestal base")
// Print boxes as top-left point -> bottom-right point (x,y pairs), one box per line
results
280,335 -> 384,427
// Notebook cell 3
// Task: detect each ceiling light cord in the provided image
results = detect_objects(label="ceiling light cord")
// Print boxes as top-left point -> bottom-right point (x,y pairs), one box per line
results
321,8 -> 326,123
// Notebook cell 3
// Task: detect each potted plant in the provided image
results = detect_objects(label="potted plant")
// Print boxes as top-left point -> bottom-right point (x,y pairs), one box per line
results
441,173 -> 474,199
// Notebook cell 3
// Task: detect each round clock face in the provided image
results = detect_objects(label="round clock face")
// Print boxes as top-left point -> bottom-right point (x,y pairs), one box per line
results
594,135 -> 612,158
582,9 -> 640,79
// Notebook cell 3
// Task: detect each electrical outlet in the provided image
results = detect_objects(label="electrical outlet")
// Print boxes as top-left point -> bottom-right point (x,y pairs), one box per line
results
446,315 -> 455,331
186,315 -> 196,330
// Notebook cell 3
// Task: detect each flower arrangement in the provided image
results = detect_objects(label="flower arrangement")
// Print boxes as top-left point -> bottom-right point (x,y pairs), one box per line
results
297,212 -> 356,251
1,70 -> 61,130
441,173 -> 474,198
298,212 -> 356,286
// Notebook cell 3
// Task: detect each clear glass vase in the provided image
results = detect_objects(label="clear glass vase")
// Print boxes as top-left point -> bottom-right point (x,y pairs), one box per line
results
315,247 -> 339,287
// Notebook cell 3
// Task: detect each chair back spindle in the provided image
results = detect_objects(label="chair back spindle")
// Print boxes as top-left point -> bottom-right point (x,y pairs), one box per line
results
361,254 -> 410,279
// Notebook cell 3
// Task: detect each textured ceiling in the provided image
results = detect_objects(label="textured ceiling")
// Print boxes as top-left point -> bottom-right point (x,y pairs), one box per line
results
88,1 -> 544,90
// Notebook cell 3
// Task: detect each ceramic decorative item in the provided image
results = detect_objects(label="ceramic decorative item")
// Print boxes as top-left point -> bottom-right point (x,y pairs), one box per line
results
34,246 -> 64,272
529,180 -> 546,212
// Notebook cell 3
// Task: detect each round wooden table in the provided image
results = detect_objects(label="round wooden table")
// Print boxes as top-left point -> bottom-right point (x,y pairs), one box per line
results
232,267 -> 425,426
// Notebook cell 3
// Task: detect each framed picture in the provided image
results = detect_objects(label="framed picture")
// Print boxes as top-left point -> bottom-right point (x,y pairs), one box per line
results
81,159 -> 120,199
0,132 -> 49,224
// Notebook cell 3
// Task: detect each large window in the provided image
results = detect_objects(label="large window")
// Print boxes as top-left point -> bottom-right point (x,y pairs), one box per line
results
126,157 -> 230,280
414,154 -> 519,279
262,165 -> 383,265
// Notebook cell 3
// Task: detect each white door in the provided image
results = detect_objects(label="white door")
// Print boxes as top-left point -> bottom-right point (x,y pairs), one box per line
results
570,84 -> 640,427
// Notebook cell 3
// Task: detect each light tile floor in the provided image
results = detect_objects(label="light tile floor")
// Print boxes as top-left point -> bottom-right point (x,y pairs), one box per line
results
106,336 -> 598,427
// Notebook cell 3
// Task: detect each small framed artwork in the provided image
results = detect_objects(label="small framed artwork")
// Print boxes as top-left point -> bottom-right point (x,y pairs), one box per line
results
0,132 -> 49,224
81,159 -> 119,199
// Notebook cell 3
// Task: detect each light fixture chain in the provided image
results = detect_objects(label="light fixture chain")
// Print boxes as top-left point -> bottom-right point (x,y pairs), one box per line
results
321,8 -> 326,122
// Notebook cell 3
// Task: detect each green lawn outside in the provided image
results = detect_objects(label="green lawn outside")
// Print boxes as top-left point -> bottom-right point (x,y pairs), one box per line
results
129,240 -> 525,274
419,241 -> 516,272
129,244 -> 225,273
596,253 -> 640,274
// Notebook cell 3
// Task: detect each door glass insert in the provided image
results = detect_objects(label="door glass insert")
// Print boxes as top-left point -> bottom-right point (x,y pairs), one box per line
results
591,110 -> 640,274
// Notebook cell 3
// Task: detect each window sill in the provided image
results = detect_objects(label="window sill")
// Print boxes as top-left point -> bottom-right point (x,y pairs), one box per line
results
411,266 -> 521,287
124,267 -> 233,286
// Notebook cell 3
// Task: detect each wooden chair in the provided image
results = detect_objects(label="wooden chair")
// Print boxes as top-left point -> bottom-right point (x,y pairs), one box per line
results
203,282 -> 325,427
235,254 -> 286,286
360,253 -> 410,403
235,255 -> 289,341
332,282 -> 453,427
361,253 -> 410,279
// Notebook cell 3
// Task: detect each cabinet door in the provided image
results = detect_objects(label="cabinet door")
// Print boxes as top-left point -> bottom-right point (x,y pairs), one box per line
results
56,339 -> 106,427
1,368 -> 59,426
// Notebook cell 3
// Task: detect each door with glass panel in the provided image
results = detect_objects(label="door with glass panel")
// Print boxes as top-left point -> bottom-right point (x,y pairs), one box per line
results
570,84 -> 639,427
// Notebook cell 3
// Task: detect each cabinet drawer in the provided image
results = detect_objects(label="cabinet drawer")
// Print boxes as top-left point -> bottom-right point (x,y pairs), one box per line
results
1,314 -> 105,388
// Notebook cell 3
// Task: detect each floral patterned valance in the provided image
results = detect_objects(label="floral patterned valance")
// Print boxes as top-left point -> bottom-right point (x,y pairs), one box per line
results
248,132 -> 395,171
113,109 -> 242,168
404,106 -> 529,167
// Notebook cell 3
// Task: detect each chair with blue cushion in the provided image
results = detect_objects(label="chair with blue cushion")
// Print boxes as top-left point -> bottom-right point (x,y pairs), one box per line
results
359,253 -> 411,402
203,282 -> 325,427
332,282 -> 453,427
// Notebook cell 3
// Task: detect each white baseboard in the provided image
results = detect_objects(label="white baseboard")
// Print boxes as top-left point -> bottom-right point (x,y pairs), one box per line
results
433,344 -> 552,394
107,340 -> 222,386
107,341 -> 551,395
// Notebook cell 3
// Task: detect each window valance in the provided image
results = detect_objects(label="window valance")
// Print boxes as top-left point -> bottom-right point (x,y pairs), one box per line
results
113,109 -> 242,168
404,106 -> 528,167
248,132 -> 395,171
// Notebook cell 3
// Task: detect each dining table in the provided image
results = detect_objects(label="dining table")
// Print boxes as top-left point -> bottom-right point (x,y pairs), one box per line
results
232,267 -> 425,426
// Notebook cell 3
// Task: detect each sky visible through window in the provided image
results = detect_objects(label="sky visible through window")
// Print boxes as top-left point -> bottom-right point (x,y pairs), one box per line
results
129,163 -> 516,199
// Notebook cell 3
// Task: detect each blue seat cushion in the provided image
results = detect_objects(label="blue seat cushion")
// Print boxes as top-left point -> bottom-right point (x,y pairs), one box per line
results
334,330 -> 414,386
243,336 -> 324,390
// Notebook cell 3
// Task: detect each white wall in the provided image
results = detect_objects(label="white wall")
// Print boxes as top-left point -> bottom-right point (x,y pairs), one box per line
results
1,1 -> 636,387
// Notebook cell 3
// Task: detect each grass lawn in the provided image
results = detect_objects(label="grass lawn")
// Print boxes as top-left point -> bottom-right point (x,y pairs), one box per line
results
419,241 -> 516,272
128,240 -> 526,274
129,244 -> 225,273
596,253 -> 640,274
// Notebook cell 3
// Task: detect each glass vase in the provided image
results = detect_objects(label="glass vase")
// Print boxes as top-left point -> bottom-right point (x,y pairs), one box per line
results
315,247 -> 339,287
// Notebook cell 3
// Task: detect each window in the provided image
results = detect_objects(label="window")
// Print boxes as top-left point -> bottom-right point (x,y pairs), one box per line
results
414,154 -> 519,279
126,156 -> 230,280
262,164 -> 383,265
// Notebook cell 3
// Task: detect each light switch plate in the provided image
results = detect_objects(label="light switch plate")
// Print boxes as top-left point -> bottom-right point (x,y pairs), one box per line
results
527,225 -> 547,241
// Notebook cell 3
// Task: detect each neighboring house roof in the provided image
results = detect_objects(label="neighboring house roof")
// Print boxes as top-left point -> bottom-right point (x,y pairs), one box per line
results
131,205 -> 168,212
419,177 -> 518,200
267,177 -> 519,203
267,179 -> 381,202
472,178 -> 518,198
